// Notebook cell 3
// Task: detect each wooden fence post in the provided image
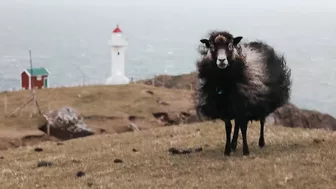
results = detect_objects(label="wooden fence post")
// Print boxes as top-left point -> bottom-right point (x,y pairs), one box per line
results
43,115 -> 51,136
152,75 -> 155,86
3,94 -> 7,116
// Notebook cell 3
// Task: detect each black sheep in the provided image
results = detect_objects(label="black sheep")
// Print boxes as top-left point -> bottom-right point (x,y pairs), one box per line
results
195,30 -> 292,156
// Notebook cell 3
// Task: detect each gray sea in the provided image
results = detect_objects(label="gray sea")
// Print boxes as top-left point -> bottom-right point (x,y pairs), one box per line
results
0,0 -> 336,116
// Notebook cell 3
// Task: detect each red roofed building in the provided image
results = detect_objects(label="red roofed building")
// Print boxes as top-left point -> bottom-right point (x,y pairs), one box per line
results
21,67 -> 50,90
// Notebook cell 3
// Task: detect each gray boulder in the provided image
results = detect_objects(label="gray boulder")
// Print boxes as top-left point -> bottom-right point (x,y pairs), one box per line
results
266,103 -> 336,131
39,107 -> 94,140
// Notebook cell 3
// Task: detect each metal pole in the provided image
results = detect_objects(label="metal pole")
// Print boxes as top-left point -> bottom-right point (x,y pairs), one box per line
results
29,50 -> 38,116
29,50 -> 34,90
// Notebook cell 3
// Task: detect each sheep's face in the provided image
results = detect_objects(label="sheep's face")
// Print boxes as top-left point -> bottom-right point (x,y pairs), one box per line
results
200,35 -> 243,69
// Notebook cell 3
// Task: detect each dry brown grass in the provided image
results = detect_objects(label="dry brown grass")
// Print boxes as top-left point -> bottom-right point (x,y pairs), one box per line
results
0,121 -> 335,189
0,84 -> 194,132
139,72 -> 197,90
0,83 -> 335,188
0,84 -> 195,150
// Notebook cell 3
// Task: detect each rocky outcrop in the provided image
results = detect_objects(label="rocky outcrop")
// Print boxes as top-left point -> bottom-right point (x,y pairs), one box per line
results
266,103 -> 336,131
139,72 -> 197,90
152,110 -> 200,126
142,74 -> 336,131
39,107 -> 94,140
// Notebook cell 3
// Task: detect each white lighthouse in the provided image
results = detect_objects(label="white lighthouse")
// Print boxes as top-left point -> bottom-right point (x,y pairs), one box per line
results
106,25 -> 130,85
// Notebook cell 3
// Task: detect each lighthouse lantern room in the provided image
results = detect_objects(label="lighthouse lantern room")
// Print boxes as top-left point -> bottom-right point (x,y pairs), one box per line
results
106,24 -> 130,85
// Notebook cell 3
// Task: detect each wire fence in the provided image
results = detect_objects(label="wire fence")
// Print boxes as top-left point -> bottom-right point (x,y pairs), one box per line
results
0,74 -> 196,93
0,75 -> 196,118
2,71 -> 336,118
1,77 -> 336,119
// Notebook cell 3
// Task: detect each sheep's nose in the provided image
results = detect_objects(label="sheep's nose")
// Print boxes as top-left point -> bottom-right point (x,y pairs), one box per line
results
218,58 -> 226,63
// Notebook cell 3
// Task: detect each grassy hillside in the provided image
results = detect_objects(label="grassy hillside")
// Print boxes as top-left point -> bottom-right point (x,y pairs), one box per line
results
0,83 -> 194,129
0,84 -> 194,149
0,82 -> 335,188
0,121 -> 335,189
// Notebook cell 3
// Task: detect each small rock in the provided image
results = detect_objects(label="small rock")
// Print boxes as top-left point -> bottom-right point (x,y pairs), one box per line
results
128,123 -> 140,132
169,147 -> 203,155
313,139 -> 325,144
71,159 -> 81,164
98,128 -> 107,133
168,148 -> 181,155
194,147 -> 203,152
157,99 -> 170,106
128,115 -> 137,121
196,129 -> 200,132
87,182 -> 93,187
284,174 -> 294,183
114,159 -> 123,163
0,156 -> 4,159
132,148 -> 138,152
37,161 -> 53,167
170,135 -> 174,137
56,142 -> 64,146
181,148 -> 192,154
146,90 -> 154,95
34,147 -> 43,152
76,171 -> 85,177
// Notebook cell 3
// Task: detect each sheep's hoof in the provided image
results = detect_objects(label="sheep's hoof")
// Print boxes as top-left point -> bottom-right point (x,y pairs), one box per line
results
259,138 -> 265,148
224,146 -> 231,156
243,150 -> 250,156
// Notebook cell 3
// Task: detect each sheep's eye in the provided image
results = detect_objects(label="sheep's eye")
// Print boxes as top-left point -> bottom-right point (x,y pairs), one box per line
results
228,43 -> 233,51
210,44 -> 215,51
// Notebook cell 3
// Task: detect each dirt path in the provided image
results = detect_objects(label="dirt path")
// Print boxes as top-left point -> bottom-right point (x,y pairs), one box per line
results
0,129 -> 58,150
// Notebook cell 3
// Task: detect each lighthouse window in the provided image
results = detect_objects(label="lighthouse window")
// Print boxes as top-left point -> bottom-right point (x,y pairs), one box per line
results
117,52 -> 120,55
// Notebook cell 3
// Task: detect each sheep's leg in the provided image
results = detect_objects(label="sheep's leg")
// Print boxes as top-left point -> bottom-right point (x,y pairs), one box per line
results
259,118 -> 265,148
239,119 -> 249,155
231,119 -> 239,151
223,119 -> 232,156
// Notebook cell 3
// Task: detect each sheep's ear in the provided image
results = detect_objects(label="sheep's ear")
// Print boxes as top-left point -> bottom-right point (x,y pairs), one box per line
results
233,36 -> 243,45
200,39 -> 210,48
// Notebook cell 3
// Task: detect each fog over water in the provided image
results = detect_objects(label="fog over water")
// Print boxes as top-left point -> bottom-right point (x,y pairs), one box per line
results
1,0 -> 336,116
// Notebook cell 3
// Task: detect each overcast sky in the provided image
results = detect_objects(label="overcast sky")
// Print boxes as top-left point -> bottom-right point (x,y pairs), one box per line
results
2,0 -> 336,10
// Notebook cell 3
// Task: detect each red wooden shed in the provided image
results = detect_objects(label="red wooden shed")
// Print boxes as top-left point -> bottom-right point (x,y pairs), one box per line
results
21,67 -> 50,90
